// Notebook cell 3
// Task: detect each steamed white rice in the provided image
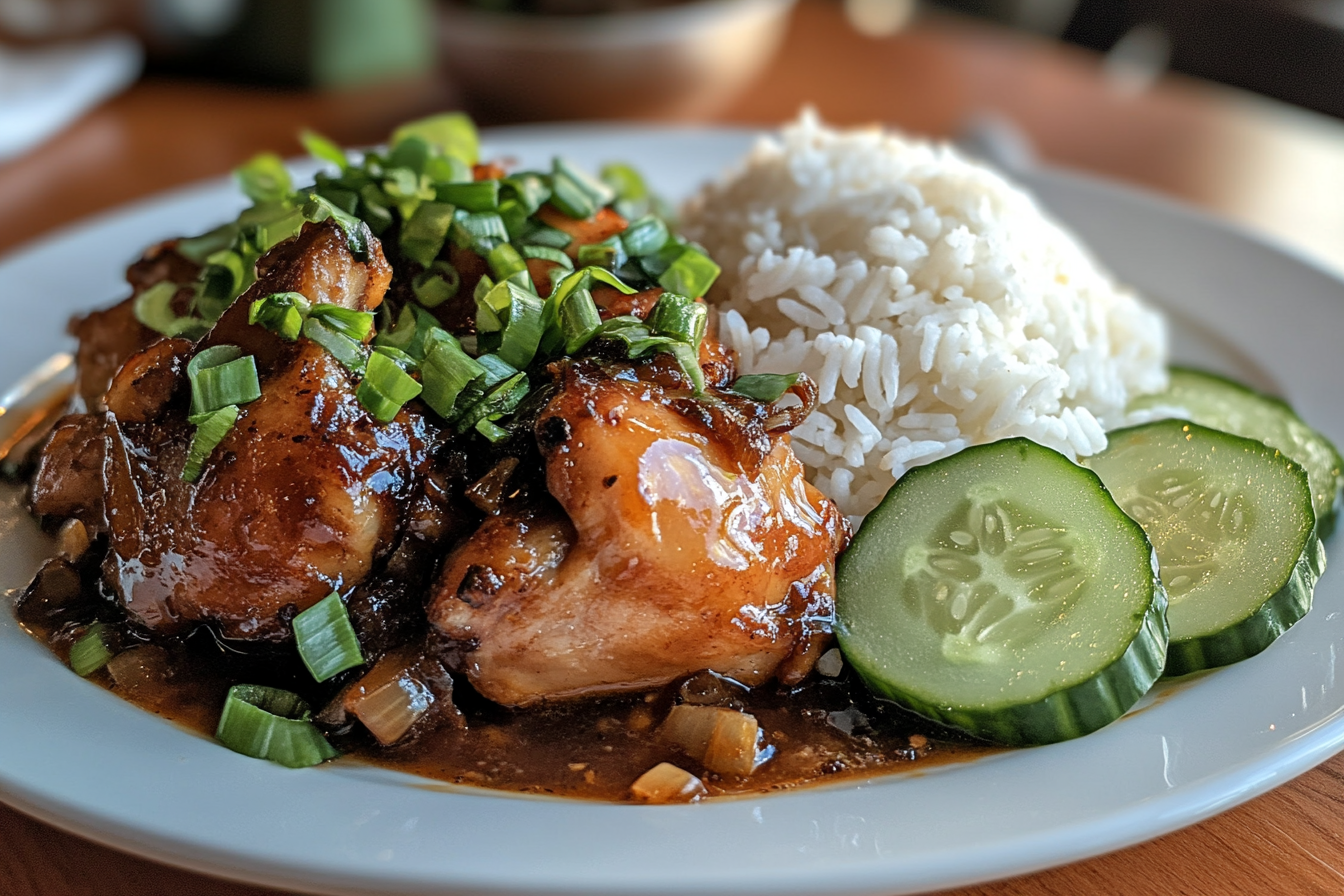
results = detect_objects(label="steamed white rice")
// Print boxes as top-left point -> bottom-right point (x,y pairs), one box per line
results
682,111 -> 1168,520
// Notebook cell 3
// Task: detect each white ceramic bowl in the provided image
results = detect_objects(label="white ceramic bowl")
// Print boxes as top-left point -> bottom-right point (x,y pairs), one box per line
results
438,0 -> 797,121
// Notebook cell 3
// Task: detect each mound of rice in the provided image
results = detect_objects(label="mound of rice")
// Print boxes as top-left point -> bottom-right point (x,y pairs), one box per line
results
682,112 -> 1168,520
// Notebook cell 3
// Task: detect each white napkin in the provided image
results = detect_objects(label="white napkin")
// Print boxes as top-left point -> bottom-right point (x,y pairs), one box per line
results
0,32 -> 143,162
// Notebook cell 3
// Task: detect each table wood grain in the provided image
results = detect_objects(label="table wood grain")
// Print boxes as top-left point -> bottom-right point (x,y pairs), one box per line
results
5,2 -> 1344,893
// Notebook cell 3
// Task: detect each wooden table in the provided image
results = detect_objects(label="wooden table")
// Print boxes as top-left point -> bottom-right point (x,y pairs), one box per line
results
5,2 -> 1344,893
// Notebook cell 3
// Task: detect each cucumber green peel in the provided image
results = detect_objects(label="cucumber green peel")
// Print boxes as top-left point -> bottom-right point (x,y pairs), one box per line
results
1128,367 -> 1344,537
1085,419 -> 1321,677
836,438 -> 1168,746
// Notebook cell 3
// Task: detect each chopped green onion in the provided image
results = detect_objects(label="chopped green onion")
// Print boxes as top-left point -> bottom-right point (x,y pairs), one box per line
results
387,137 -> 431,177
375,305 -> 439,360
188,346 -> 260,416
390,112 -> 479,165
601,162 -> 648,206
658,244 -> 721,298
134,281 -> 210,339
521,222 -> 572,250
497,198 -> 530,241
182,404 -> 240,482
646,292 -> 708,351
520,245 -> 573,269
558,287 -> 602,355
302,317 -> 367,376
620,214 -> 670,257
487,242 -> 530,283
576,236 -> 627,270
300,130 -> 349,171
293,592 -> 365,682
436,180 -> 500,213
502,172 -> 551,214
730,373 -> 801,402
357,349 -> 423,422
215,684 -> 339,769
236,153 -> 292,204
412,264 -> 461,308
308,305 -> 374,343
549,157 -> 616,220
478,280 -> 546,370
176,221 -> 239,265
248,291 -> 311,341
421,330 -> 486,418
400,200 -> 456,267
477,352 -> 519,385
666,342 -> 705,394
373,344 -> 419,372
300,193 -> 371,262
475,419 -> 511,442
316,184 -> 360,215
357,184 -> 394,235
451,210 -> 509,252
70,622 -> 114,677
454,372 -> 528,434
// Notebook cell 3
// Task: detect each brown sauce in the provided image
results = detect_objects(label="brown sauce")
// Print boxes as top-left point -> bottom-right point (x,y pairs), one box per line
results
20,608 -> 997,801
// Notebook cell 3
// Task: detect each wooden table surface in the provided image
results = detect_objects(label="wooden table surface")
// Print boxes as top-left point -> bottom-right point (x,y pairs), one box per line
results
5,2 -> 1344,894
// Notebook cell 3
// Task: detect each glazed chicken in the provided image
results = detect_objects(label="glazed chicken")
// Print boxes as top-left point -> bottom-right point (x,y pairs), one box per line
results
32,221 -> 445,641
429,359 -> 850,707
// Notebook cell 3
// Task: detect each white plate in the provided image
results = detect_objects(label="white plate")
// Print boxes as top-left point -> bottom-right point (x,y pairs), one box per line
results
2,125 -> 1343,896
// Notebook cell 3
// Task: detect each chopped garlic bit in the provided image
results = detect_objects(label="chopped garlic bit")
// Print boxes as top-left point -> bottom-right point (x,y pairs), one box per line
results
660,704 -> 767,777
630,762 -> 707,803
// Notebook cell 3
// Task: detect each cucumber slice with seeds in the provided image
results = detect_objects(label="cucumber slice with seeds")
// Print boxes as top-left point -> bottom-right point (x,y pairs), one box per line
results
836,438 -> 1168,746
1128,367 -> 1344,536
1085,420 -> 1321,677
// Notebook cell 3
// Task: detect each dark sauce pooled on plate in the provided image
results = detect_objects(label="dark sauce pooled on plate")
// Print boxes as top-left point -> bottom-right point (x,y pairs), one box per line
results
15,561 -> 993,801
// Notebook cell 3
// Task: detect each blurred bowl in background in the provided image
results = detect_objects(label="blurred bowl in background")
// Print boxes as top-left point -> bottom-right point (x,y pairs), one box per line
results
438,0 -> 797,122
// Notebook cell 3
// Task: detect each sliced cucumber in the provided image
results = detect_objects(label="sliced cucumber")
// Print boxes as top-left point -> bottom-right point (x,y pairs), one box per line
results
1129,367 -> 1344,536
836,438 -> 1168,746
1085,419 -> 1321,677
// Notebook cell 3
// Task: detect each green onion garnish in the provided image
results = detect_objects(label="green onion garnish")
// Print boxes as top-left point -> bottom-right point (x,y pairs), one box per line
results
657,244 -> 721,298
390,111 -> 479,165
502,172 -> 551,214
248,292 -> 311,341
376,305 -> 439,360
487,242 -> 530,284
300,193 -> 372,262
182,404 -> 240,483
730,373 -> 801,402
357,349 -> 424,423
69,622 -> 114,677
293,592 -> 364,683
486,282 -> 546,370
215,684 -> 339,769
454,372 -> 528,434
421,330 -> 486,418
558,287 -> 602,355
133,281 -> 210,340
549,157 -> 616,220
620,214 -> 670,257
300,130 -> 349,172
576,236 -> 627,270
666,342 -> 705,394
188,345 -> 260,416
520,222 -> 572,250
412,264 -> 461,308
236,153 -> 292,204
400,200 -> 457,268
302,317 -> 367,376
307,305 -> 374,343
519,245 -> 572,269
646,292 -> 708,351
436,180 -> 500,213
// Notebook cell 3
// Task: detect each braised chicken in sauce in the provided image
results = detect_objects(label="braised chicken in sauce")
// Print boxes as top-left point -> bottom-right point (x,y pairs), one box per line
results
14,115 -> 987,802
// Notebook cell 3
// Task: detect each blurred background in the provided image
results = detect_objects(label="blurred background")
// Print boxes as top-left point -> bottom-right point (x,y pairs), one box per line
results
3,0 -> 1344,271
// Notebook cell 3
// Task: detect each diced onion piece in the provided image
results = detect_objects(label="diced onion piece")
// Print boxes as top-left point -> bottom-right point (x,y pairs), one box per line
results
704,710 -> 761,777
660,705 -> 732,759
351,674 -> 435,746
630,763 -> 707,804
69,622 -> 114,677
660,705 -> 765,777
215,684 -> 338,768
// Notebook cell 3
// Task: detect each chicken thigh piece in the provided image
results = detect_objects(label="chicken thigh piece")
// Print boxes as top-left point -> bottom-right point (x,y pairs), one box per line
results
429,361 -> 850,707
